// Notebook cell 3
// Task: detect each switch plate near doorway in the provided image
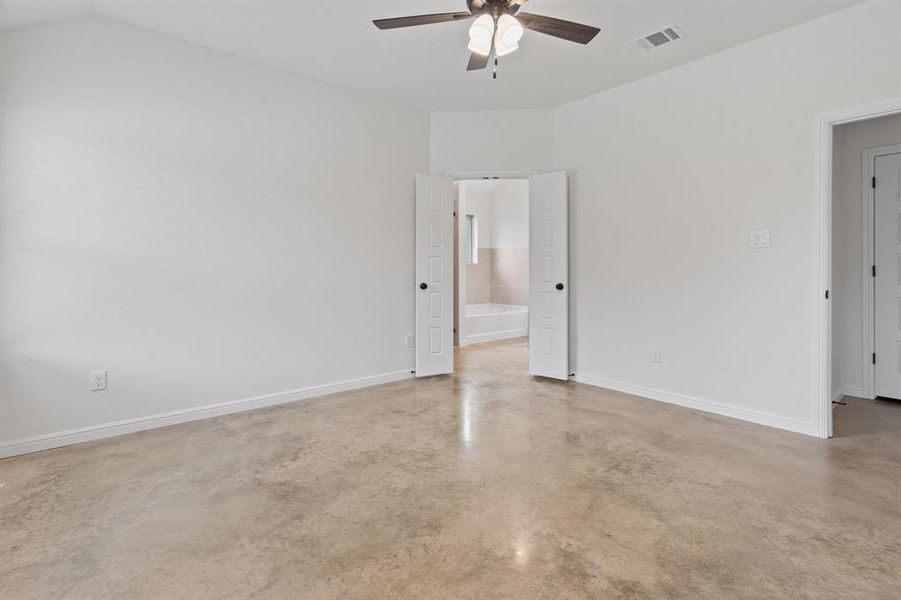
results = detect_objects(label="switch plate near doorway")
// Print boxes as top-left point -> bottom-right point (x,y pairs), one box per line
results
750,229 -> 771,249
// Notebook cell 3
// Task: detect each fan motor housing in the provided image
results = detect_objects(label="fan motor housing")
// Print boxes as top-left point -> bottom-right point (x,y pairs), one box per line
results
466,0 -> 516,15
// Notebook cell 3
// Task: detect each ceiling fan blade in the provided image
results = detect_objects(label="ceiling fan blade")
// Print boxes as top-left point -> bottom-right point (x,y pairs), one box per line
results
467,52 -> 490,71
373,11 -> 475,30
517,12 -> 601,45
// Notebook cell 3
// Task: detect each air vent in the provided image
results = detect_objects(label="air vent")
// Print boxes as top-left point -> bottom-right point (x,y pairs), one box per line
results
635,25 -> 684,50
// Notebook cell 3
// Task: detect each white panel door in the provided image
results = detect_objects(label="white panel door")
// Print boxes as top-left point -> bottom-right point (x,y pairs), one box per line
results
529,171 -> 569,379
875,153 -> 901,399
415,174 -> 454,377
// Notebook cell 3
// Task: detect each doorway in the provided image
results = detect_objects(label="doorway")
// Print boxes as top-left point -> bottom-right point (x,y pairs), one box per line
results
455,179 -> 530,347
414,172 -> 569,380
827,107 -> 901,436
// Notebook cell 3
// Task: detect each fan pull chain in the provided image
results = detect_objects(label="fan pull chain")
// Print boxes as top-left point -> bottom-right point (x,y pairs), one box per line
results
492,57 -> 498,80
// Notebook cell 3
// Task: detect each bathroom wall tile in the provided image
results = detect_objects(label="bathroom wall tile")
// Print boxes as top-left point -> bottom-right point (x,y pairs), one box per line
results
466,265 -> 491,290
511,286 -> 528,306
492,285 -> 528,306
466,285 -> 490,305
515,246 -> 529,267
492,246 -> 529,267
493,265 -> 528,288
463,247 -> 531,306
474,247 -> 492,267
489,247 -> 507,265
490,246 -> 528,304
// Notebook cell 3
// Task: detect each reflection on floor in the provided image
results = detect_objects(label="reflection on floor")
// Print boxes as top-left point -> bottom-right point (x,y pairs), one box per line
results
2,338 -> 900,599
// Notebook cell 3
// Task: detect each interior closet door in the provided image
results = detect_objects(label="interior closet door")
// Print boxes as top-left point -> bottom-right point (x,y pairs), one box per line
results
414,174 -> 454,377
528,171 -> 569,380
875,153 -> 901,399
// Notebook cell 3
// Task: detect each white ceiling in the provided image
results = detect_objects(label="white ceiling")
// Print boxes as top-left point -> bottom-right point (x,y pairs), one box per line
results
1,0 -> 860,111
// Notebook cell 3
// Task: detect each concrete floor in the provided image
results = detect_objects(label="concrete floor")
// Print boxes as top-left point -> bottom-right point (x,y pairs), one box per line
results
1,338 -> 900,599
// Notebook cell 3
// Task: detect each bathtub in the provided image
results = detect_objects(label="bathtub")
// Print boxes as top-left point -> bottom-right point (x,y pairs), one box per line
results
462,303 -> 528,345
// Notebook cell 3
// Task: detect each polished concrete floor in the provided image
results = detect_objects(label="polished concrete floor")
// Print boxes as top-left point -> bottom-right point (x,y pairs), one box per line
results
1,339 -> 900,599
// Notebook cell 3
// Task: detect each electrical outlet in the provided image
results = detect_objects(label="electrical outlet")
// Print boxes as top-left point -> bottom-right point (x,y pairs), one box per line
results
405,335 -> 414,348
90,370 -> 107,391
650,348 -> 662,363
750,229 -> 771,249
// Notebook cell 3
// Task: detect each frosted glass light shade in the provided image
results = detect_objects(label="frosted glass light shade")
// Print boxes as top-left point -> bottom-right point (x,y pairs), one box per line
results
496,14 -> 523,45
494,40 -> 518,56
468,38 -> 492,55
468,13 -> 494,56
494,14 -> 522,56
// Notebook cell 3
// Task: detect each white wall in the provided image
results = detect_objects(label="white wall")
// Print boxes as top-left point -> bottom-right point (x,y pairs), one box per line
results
5,3 -> 900,454
554,0 -> 901,434
458,179 -> 529,250
490,180 -> 529,249
459,183 -> 492,250
431,109 -> 553,175
0,16 -> 429,452
832,113 -> 901,397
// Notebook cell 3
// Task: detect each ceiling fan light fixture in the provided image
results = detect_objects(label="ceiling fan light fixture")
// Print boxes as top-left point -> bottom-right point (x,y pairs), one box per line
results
372,2 -> 602,73
467,38 -> 492,56
468,13 -> 495,55
494,40 -> 518,57
496,13 -> 523,46
493,13 -> 522,56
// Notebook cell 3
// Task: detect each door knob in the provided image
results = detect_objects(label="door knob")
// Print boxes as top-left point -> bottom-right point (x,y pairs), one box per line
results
556,283 -> 564,290
420,282 -> 428,290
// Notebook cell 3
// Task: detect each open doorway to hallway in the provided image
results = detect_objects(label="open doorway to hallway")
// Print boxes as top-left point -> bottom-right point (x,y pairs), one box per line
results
455,179 -> 530,349
830,110 -> 901,436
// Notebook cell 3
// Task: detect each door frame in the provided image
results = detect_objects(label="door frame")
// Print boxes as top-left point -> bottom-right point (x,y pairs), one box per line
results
861,144 -> 901,399
446,170 -> 537,347
815,97 -> 901,438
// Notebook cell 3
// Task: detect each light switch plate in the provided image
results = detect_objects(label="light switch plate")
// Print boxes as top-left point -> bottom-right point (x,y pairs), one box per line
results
750,229 -> 771,249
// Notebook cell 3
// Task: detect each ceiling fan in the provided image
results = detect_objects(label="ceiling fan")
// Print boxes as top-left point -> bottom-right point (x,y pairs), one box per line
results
373,0 -> 601,73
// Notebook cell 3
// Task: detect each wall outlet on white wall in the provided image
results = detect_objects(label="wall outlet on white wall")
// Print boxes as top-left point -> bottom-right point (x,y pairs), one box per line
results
405,335 -> 414,348
750,229 -> 771,249
650,347 -> 662,363
90,370 -> 108,391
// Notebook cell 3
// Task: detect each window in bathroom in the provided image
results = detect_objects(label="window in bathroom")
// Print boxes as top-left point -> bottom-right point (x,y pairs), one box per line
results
463,214 -> 478,264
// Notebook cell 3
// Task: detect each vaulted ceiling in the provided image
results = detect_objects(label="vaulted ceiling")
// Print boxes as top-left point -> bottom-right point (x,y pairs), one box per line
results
0,0 -> 861,110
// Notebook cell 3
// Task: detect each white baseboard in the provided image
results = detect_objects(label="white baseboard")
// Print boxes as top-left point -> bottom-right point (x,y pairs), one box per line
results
573,373 -> 818,437
0,369 -> 413,459
462,329 -> 528,345
832,385 -> 865,403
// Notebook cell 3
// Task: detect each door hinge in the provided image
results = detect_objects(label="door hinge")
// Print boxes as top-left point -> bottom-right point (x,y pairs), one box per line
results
873,353 -> 877,365
872,176 -> 877,189
872,265 -> 876,277
825,289 -> 829,300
